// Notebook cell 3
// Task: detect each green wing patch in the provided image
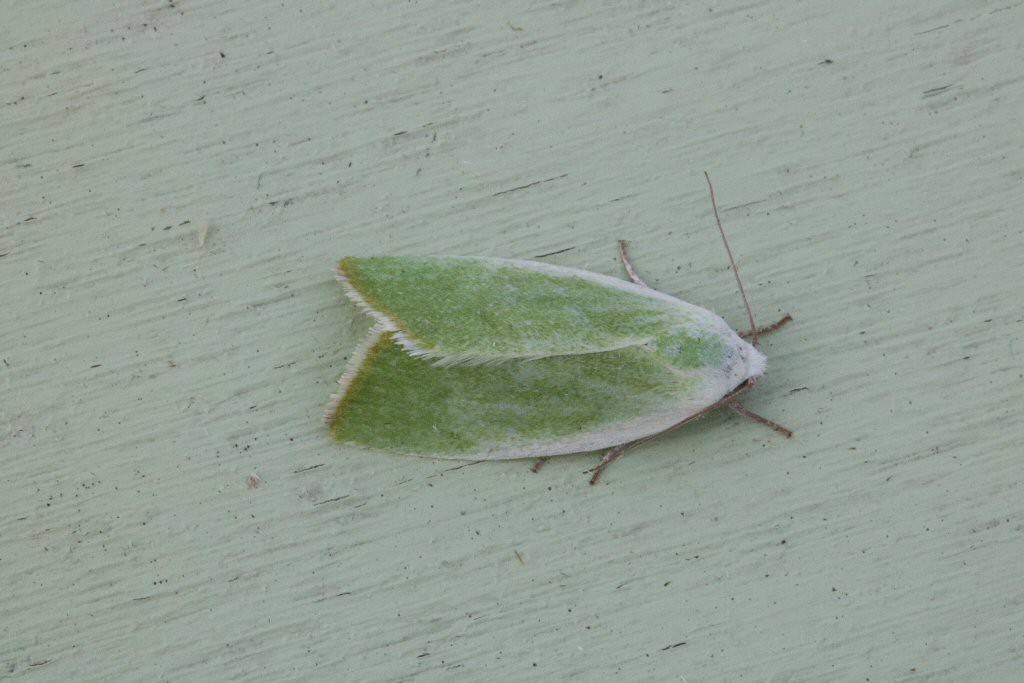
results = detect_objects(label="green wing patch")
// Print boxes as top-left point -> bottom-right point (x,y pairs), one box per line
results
327,331 -> 701,459
338,256 -> 696,363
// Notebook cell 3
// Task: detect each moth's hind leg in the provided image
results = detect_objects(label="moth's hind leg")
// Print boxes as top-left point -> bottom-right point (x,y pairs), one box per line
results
617,240 -> 650,288
588,441 -> 638,484
532,447 -> 632,484
532,448 -> 630,484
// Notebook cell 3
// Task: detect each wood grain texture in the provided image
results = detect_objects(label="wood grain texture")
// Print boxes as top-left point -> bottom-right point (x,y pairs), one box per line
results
3,1 -> 1022,680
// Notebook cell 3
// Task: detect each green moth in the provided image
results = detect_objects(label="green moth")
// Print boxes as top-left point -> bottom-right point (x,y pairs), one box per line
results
326,175 -> 791,483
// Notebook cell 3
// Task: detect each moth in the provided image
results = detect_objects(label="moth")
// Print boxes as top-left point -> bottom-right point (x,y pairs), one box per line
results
326,174 -> 791,483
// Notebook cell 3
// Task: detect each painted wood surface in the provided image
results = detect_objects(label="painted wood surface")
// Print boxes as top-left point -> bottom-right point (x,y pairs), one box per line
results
3,1 -> 1022,680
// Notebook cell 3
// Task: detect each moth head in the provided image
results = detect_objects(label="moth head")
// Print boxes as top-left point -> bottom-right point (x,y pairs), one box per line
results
702,326 -> 767,391
735,338 -> 767,381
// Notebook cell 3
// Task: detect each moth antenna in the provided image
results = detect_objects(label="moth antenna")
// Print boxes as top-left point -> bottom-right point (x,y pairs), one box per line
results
704,171 -> 760,347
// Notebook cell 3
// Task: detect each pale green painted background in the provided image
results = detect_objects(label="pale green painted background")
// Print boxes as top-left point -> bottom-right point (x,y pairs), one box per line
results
3,1 -> 1022,681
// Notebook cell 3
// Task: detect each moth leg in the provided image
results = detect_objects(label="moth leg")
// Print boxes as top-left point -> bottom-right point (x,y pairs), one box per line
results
726,400 -> 793,437
738,314 -> 793,339
588,442 -> 634,485
617,240 -> 650,288
530,457 -> 548,473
